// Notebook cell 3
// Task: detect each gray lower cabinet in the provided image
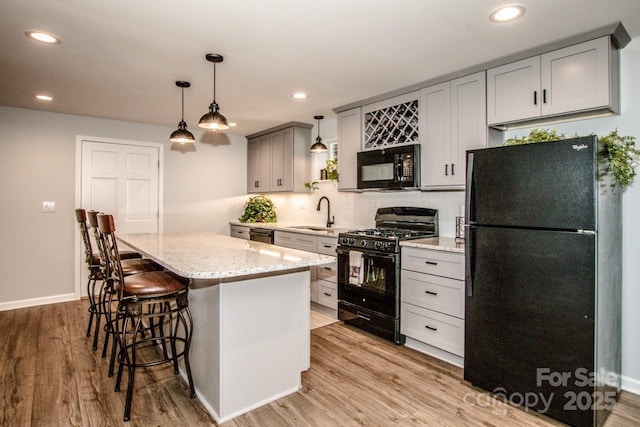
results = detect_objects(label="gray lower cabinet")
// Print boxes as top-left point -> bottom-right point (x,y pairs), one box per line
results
400,247 -> 465,357
274,231 -> 338,309
230,224 -> 250,240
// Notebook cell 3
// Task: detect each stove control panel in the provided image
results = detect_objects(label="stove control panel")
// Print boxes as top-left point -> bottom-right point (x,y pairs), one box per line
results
339,236 -> 398,253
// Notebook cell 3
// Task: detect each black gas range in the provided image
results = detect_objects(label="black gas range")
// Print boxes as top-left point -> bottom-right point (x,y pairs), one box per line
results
337,207 -> 438,344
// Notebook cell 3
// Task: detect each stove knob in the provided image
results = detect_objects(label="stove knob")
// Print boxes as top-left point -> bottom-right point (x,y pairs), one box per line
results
349,238 -> 355,245
374,241 -> 382,250
361,240 -> 368,247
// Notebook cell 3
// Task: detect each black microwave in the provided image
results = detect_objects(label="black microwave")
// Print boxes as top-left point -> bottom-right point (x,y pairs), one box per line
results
357,144 -> 420,190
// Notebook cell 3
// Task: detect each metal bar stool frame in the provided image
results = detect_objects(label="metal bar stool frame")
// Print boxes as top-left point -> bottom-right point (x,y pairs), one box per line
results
97,213 -> 196,421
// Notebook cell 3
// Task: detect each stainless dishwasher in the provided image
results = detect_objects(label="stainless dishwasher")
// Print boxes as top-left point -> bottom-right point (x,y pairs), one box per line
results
249,228 -> 274,244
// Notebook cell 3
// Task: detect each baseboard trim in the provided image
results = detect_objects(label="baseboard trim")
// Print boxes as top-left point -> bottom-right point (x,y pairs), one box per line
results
0,293 -> 78,312
622,375 -> 640,395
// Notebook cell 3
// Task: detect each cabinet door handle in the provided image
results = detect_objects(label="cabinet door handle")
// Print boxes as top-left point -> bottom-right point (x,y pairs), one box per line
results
323,245 -> 332,248
445,164 -> 448,176
425,325 -> 438,331
533,90 -> 538,105
543,89 -> 547,104
451,163 -> 455,176
323,266 -> 333,271
323,292 -> 332,297
425,290 -> 438,296
424,260 -> 438,266
255,180 -> 259,188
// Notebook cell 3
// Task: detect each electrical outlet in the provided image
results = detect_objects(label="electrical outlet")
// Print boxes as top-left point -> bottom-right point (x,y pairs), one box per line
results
42,201 -> 56,213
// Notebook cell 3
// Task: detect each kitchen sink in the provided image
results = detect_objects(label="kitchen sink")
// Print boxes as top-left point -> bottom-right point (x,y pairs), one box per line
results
288,225 -> 332,231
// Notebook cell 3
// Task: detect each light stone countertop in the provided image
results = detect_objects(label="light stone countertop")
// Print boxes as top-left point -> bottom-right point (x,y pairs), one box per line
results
118,232 -> 335,280
229,221 -> 351,237
400,236 -> 465,254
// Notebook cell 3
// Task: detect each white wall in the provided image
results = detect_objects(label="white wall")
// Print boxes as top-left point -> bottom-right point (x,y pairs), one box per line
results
0,106 -> 247,308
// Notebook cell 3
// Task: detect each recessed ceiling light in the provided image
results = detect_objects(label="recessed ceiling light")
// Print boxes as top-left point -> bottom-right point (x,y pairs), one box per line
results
228,122 -> 237,127
35,94 -> 53,101
489,4 -> 526,23
291,92 -> 308,99
25,30 -> 61,44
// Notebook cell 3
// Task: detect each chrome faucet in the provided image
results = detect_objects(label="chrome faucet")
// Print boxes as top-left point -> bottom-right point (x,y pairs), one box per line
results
316,196 -> 335,228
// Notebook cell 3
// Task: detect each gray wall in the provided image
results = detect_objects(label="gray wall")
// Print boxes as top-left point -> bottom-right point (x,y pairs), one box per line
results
0,107 -> 247,306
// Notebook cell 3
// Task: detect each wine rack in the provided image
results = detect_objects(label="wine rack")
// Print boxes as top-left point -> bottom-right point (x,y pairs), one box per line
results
364,99 -> 419,149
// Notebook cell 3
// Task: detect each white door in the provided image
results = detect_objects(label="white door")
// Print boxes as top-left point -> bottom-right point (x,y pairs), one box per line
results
81,140 -> 160,234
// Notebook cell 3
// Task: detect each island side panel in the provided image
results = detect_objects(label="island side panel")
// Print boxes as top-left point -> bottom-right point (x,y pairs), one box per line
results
220,270 -> 310,421
187,283 -> 223,420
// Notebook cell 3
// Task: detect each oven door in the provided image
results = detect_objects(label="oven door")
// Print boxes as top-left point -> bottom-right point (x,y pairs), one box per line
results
337,246 -> 398,317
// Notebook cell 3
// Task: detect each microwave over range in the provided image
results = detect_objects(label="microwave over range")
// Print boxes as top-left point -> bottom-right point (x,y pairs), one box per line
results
357,144 -> 420,190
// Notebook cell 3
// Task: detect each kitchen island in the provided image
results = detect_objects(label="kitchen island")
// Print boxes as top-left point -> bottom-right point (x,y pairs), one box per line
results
117,232 -> 335,423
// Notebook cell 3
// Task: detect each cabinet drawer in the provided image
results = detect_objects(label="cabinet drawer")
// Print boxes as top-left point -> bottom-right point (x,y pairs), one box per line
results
402,247 -> 464,280
230,225 -> 250,240
401,303 -> 464,357
274,231 -> 317,252
317,236 -> 338,255
401,270 -> 464,318
317,262 -> 337,282
317,279 -> 337,310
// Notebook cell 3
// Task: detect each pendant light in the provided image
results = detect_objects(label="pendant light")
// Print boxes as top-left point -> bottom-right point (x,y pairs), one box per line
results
310,115 -> 328,153
169,81 -> 196,144
199,53 -> 229,130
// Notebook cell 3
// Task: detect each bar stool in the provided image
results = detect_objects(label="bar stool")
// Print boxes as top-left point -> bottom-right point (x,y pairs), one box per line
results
86,210 -> 161,356
97,213 -> 196,422
75,209 -> 143,350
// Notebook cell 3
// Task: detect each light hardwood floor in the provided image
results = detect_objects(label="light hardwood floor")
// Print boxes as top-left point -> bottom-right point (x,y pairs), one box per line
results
1,300 -> 639,426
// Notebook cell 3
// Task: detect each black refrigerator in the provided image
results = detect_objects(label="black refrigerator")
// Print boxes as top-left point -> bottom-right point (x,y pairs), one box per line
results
464,136 -> 622,427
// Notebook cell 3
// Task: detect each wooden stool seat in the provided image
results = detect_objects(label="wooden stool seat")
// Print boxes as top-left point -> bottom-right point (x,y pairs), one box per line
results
120,258 -> 161,276
115,271 -> 187,298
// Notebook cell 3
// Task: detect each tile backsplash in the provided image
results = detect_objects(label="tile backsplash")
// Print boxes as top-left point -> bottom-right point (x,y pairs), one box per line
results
266,182 -> 465,238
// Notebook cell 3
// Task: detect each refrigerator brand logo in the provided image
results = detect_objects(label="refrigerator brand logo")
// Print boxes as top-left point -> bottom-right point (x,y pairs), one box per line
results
572,144 -> 588,151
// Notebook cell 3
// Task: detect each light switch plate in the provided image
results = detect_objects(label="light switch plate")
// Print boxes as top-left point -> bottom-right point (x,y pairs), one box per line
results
42,201 -> 56,213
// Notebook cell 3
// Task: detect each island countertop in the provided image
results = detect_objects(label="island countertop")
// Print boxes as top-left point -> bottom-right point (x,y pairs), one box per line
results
118,232 -> 335,280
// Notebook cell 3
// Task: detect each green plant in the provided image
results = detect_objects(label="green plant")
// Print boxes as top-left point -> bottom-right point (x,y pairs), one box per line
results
600,129 -> 639,190
504,128 -> 571,145
504,128 -> 639,191
238,195 -> 277,223
304,181 -> 319,192
325,158 -> 338,180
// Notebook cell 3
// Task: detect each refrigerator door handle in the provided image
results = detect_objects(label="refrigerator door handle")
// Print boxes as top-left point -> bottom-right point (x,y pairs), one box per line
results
465,227 -> 474,297
465,153 -> 474,221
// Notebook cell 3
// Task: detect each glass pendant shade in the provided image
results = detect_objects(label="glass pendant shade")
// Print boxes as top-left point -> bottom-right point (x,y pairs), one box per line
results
169,81 -> 195,144
199,53 -> 229,131
199,101 -> 229,130
310,115 -> 327,153
310,136 -> 327,153
170,120 -> 195,144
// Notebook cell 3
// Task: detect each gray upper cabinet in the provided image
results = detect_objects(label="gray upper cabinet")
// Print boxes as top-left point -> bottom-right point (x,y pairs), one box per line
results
246,122 -> 312,193
247,135 -> 271,193
337,107 -> 361,191
487,36 -> 617,126
421,71 -> 486,189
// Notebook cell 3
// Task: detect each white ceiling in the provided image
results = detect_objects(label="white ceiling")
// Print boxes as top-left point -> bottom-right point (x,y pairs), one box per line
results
1,0 -> 640,136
